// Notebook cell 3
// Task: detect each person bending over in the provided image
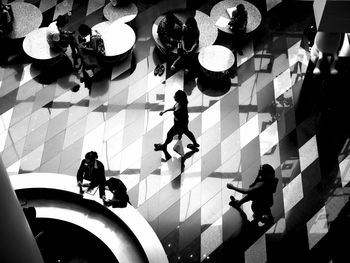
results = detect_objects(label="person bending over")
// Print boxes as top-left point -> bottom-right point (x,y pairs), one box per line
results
77,151 -> 106,200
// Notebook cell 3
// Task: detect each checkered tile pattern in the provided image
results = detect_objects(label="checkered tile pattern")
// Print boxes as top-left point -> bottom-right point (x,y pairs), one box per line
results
1,0 -> 349,262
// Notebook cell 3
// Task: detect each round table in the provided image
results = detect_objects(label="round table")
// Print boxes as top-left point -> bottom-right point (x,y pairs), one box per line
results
198,45 -> 235,78
8,2 -> 43,39
103,2 -> 138,23
210,0 -> 261,34
22,27 -> 62,61
92,21 -> 136,63
152,9 -> 218,55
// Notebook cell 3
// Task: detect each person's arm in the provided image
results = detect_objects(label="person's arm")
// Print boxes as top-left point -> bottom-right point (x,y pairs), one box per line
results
227,181 -> 264,194
159,105 -> 176,116
98,163 -> 106,200
77,161 -> 85,186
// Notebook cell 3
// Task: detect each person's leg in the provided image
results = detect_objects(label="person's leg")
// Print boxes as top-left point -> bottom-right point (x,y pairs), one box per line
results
183,127 -> 199,148
155,125 -> 177,151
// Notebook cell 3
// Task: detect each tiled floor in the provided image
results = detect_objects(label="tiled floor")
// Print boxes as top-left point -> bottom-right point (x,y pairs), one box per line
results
1,0 -> 350,262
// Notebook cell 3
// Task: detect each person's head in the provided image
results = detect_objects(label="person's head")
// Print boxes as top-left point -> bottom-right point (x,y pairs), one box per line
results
184,17 -> 197,31
164,13 -> 177,25
237,4 -> 245,13
258,164 -> 275,180
85,151 -> 98,166
174,90 -> 188,105
56,15 -> 69,29
78,24 -> 92,37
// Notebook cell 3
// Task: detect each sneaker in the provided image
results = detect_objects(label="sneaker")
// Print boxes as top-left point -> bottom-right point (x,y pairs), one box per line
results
158,64 -> 165,76
154,65 -> 161,76
187,143 -> 200,150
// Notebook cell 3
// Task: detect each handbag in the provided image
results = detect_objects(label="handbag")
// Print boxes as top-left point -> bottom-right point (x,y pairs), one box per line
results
173,139 -> 184,157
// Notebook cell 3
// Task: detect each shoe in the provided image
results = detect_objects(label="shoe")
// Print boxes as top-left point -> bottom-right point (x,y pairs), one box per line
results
187,143 -> 200,150
154,64 -> 161,76
71,84 -> 80,92
158,64 -> 165,76
154,143 -> 164,151
313,67 -> 321,75
330,67 -> 338,75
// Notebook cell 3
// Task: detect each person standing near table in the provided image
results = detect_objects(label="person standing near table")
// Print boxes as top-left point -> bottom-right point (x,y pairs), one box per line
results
77,151 -> 106,200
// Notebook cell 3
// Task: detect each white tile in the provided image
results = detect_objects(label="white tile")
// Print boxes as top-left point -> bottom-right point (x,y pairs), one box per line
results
283,173 -> 303,214
299,135 -> 318,171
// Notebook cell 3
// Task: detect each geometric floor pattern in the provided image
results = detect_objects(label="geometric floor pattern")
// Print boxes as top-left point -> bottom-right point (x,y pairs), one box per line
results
1,0 -> 350,262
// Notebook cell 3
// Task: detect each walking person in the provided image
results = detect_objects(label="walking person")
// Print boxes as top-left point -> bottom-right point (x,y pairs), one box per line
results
154,90 -> 199,161
227,164 -> 278,226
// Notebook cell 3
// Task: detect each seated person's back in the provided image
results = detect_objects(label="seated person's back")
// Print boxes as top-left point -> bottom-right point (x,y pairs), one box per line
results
46,15 -> 72,51
228,4 -> 247,33
157,13 -> 183,50
182,17 -> 199,52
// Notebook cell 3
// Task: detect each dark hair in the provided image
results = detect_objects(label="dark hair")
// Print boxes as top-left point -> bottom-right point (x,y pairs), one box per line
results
78,24 -> 92,37
56,15 -> 69,28
260,164 -> 275,179
237,4 -> 245,12
174,90 -> 188,105
85,151 -> 98,160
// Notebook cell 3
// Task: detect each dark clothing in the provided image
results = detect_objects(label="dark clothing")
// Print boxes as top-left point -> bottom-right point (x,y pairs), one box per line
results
157,15 -> 183,50
0,4 -> 13,35
182,24 -> 199,51
77,159 -> 106,198
104,178 -> 129,208
249,175 -> 278,219
229,9 -> 247,34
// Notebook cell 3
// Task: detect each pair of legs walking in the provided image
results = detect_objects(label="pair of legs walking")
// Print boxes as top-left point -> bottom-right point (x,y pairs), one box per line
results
155,124 -> 199,160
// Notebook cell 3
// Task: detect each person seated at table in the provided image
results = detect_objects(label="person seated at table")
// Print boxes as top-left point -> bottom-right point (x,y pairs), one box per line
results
103,177 -> 129,208
77,24 -> 105,91
157,12 -> 183,52
46,15 -> 80,67
227,164 -> 278,226
110,0 -> 130,6
170,17 -> 200,72
228,4 -> 247,55
0,3 -> 13,36
77,151 -> 106,200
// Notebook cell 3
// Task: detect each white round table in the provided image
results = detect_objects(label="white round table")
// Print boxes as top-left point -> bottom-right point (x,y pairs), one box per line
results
22,27 -> 62,61
198,45 -> 235,78
92,21 -> 136,63
103,2 -> 138,23
210,0 -> 261,34
8,2 -> 43,39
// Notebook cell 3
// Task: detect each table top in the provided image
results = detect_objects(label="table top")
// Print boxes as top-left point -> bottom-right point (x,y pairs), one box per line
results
198,45 -> 235,72
8,2 -> 43,39
210,0 -> 261,34
152,10 -> 218,54
92,21 -> 136,57
22,27 -> 62,60
103,2 -> 138,23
